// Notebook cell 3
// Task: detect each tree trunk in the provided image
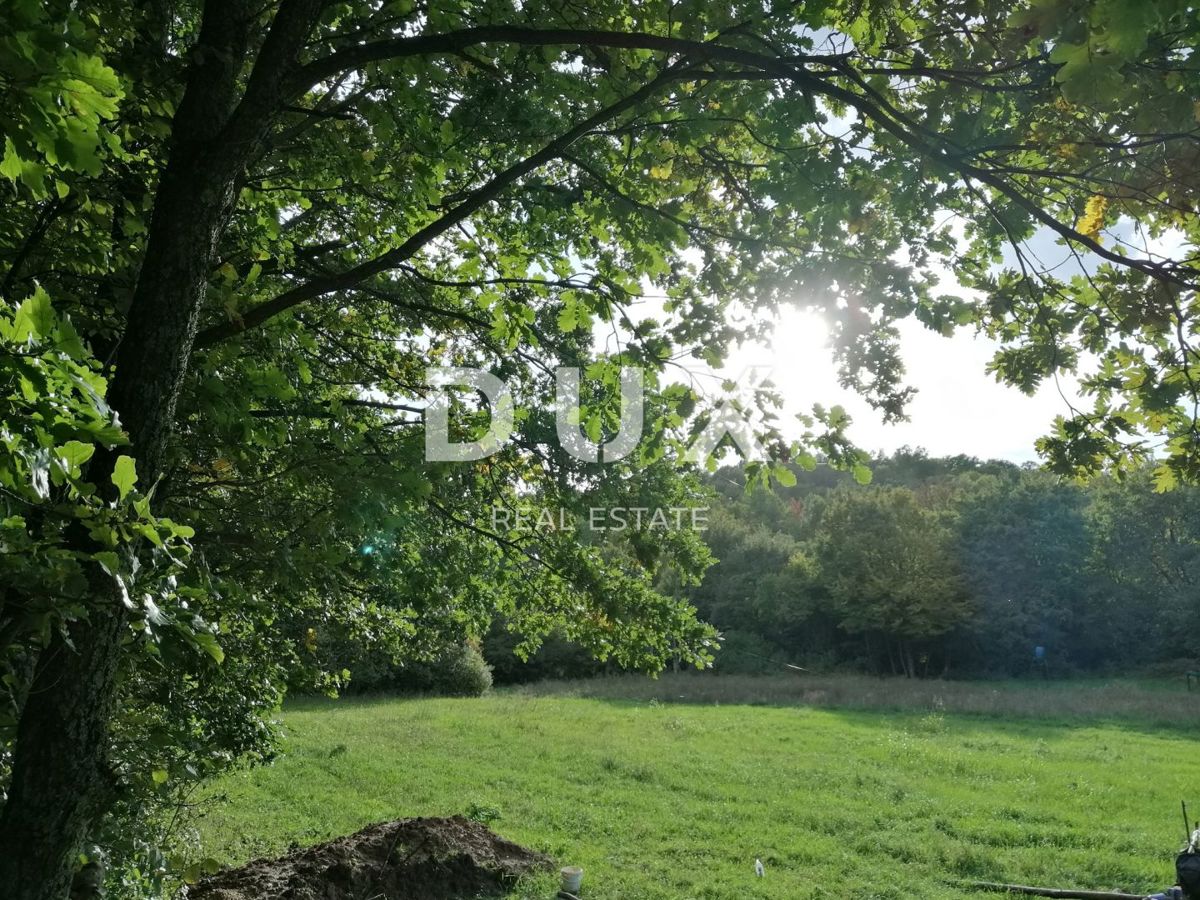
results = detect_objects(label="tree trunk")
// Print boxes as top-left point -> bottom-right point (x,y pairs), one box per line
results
0,601 -> 126,898
0,1 -> 307,893
0,153 -> 235,896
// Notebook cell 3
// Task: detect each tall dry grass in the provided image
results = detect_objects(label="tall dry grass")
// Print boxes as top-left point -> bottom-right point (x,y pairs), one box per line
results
509,672 -> 1200,727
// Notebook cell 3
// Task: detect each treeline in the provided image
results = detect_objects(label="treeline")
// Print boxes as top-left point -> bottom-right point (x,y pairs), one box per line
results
348,449 -> 1200,687
688,450 -> 1200,678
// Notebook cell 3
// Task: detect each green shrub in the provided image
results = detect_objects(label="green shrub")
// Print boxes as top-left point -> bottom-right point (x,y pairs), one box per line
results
431,643 -> 494,696
352,643 -> 493,697
294,626 -> 493,697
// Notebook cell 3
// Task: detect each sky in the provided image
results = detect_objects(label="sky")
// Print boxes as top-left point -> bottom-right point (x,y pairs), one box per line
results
601,213 -> 1181,464
695,218 -> 1182,464
715,309 -> 1080,463
680,221 -> 1090,464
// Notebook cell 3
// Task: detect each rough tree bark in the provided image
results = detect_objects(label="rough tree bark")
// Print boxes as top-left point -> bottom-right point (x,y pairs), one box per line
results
0,1 -> 320,895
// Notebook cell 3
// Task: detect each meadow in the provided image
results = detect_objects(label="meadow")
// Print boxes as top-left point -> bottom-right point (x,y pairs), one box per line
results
195,676 -> 1200,899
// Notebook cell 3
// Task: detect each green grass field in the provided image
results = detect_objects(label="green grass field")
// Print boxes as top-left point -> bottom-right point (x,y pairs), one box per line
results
196,676 -> 1200,899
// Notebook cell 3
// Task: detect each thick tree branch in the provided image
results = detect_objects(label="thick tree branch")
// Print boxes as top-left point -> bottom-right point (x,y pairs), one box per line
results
217,0 -> 325,160
291,26 -> 828,95
194,65 -> 690,346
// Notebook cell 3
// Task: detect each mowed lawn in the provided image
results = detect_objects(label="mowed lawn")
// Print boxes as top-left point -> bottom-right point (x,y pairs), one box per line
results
196,682 -> 1200,899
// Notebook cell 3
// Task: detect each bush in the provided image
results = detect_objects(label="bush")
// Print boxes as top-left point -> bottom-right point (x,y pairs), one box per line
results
363,643 -> 493,697
429,643 -> 494,696
295,629 -> 493,697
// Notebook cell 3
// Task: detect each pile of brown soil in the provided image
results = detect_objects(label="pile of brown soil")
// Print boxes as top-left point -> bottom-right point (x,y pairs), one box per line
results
185,815 -> 554,900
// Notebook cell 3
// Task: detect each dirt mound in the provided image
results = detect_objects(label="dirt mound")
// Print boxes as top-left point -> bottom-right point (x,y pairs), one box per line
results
185,816 -> 555,900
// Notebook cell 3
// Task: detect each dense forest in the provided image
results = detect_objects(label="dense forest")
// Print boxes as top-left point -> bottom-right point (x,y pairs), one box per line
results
692,451 -> 1200,678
